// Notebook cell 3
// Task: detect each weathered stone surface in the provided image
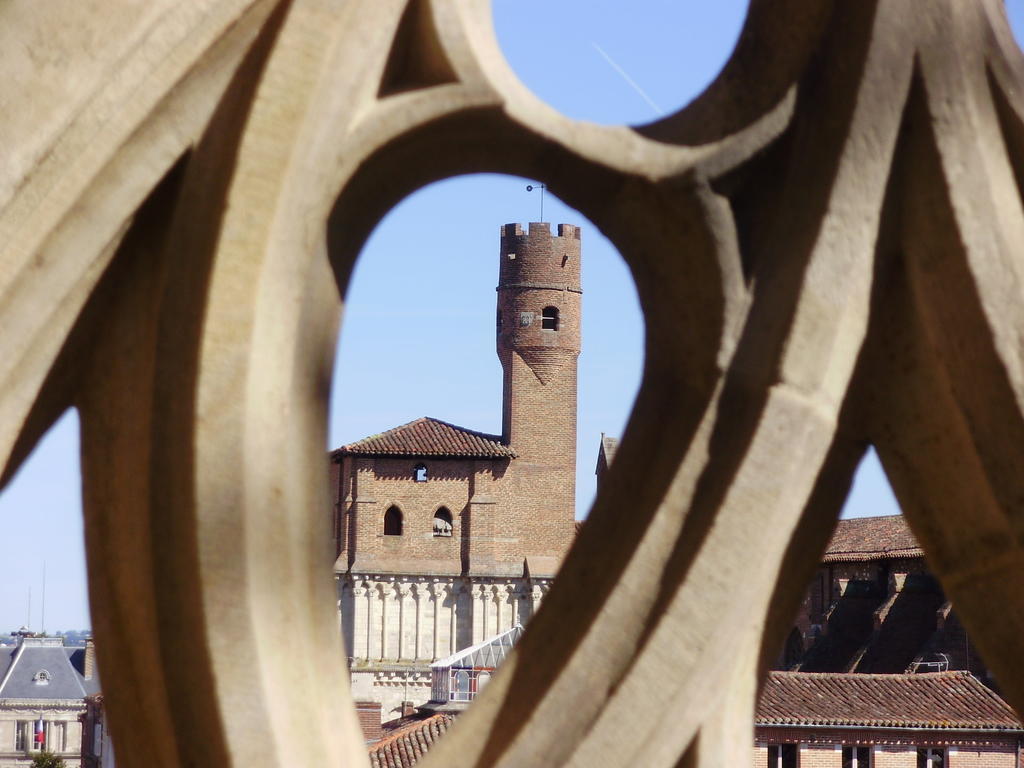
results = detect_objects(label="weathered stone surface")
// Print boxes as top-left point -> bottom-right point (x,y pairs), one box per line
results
3,1 -> 1024,766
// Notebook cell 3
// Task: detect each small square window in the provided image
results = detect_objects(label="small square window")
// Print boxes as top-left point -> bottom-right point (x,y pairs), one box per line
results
843,746 -> 871,768
767,744 -> 797,768
541,306 -> 559,331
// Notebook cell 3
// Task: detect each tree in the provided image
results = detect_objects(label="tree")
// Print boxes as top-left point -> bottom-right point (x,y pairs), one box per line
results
31,752 -> 67,768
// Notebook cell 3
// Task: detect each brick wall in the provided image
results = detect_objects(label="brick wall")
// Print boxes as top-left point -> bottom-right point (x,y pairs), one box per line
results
333,224 -> 580,687
333,223 -> 580,581
355,701 -> 382,743
755,729 -> 1021,767
495,222 -> 580,574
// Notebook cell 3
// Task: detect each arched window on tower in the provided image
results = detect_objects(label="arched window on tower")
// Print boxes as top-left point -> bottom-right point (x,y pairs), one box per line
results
433,507 -> 453,537
383,506 -> 403,536
413,463 -> 428,482
541,306 -> 559,330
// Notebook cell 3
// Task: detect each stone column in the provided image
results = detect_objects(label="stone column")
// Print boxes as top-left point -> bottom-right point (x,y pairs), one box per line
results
430,581 -> 442,660
530,584 -> 543,622
399,584 -> 413,660
365,582 -> 376,660
351,583 -> 367,660
450,582 -> 461,654
471,584 -> 484,644
489,585 -> 501,634
380,582 -> 391,661
413,582 -> 426,660
511,584 -> 521,627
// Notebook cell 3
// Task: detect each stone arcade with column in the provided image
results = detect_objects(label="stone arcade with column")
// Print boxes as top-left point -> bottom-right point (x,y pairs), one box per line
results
331,222 -> 581,719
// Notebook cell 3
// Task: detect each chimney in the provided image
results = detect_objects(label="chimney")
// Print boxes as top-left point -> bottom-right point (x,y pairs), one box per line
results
355,701 -> 382,744
401,700 -> 416,717
84,637 -> 95,680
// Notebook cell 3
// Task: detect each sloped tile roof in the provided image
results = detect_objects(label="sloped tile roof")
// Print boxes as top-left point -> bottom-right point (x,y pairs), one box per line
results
333,418 -> 515,459
758,671 -> 1022,730
369,712 -> 455,768
824,515 -> 923,562
0,638 -> 98,700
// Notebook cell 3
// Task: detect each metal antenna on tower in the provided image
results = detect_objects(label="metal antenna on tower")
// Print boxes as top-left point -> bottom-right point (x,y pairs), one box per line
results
41,561 -> 46,634
526,183 -> 546,222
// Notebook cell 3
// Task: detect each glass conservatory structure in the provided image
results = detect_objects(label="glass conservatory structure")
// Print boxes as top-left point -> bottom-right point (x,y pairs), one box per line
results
429,625 -> 523,707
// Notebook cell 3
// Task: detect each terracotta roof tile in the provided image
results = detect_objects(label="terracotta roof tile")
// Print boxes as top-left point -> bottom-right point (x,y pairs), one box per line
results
824,515 -> 922,562
369,712 -> 455,768
758,671 -> 1022,730
333,417 -> 515,459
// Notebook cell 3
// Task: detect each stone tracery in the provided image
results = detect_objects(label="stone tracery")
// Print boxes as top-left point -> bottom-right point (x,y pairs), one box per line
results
3,0 -> 1024,766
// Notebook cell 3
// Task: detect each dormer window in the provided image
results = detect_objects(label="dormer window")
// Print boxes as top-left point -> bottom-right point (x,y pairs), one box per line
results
414,463 -> 428,482
32,670 -> 51,686
541,306 -> 559,330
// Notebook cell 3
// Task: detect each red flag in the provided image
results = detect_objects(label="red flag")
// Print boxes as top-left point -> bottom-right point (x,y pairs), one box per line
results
34,719 -> 44,744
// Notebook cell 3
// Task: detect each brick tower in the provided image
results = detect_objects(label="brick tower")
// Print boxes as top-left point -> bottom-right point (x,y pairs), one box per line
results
496,222 -> 581,575
333,222 -> 581,720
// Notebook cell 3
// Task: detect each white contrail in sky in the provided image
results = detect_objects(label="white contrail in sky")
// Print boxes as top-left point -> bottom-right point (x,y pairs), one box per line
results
591,42 -> 664,117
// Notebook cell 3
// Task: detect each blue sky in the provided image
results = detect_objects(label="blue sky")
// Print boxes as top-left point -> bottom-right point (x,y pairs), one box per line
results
2,1 -> 1023,632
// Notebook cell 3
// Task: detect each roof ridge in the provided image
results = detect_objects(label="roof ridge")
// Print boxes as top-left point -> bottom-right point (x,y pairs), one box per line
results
770,670 -> 968,679
760,670 -> 1022,731
420,416 -> 505,443
333,416 -> 514,459
838,513 -> 906,521
373,712 -> 453,749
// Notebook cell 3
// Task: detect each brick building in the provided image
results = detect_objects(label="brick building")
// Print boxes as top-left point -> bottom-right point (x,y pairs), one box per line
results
332,222 -> 581,719
756,671 -> 1023,767
596,444 -> 983,682
780,515 -> 988,682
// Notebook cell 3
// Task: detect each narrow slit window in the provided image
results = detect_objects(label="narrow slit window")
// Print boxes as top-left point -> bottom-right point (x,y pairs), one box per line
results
414,463 -> 428,482
383,506 -> 403,536
541,306 -> 559,330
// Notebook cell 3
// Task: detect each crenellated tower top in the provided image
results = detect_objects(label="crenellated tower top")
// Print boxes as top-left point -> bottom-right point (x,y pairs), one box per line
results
495,222 -> 581,538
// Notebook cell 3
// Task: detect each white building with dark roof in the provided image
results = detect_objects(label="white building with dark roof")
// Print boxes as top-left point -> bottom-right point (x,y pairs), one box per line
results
0,634 -> 98,767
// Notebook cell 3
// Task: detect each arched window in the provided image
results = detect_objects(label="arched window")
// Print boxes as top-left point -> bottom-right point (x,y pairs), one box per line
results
413,463 -> 428,482
541,306 -> 559,330
383,506 -> 403,536
433,507 -> 453,537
